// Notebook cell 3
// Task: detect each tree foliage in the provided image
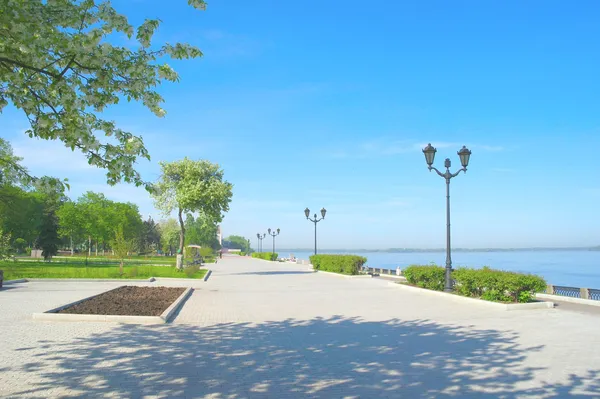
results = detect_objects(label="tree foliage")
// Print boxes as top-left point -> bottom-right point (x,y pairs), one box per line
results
0,0 -> 206,187
111,224 -> 133,274
223,235 -> 250,252
151,158 -> 233,254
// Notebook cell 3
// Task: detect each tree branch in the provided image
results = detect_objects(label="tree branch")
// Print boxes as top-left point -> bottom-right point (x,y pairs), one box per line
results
0,57 -> 61,79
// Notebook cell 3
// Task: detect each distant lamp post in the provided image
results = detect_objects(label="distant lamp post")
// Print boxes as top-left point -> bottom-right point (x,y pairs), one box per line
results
256,233 -> 266,253
422,143 -> 472,292
267,228 -> 280,254
305,207 -> 327,255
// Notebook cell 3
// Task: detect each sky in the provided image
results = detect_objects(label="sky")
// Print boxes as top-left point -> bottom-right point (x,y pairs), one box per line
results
3,0 -> 600,250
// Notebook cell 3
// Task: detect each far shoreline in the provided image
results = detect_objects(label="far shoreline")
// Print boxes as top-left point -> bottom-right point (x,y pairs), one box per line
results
277,247 -> 600,253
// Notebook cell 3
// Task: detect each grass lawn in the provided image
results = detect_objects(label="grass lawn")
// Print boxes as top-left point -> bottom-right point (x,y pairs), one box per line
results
1,262 -> 207,280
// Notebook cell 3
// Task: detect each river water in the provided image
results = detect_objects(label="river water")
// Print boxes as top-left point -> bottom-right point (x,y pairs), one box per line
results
281,250 -> 600,288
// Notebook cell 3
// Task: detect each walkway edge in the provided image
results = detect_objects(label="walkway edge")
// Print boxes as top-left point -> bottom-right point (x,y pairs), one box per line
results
536,293 -> 600,307
316,270 -> 373,279
387,282 -> 555,310
203,269 -> 212,282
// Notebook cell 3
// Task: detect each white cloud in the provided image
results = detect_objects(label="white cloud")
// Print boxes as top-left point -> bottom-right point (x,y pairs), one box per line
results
12,137 -> 96,174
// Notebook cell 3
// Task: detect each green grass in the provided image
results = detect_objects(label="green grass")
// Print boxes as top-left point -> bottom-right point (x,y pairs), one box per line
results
14,256 -> 176,266
1,262 -> 206,280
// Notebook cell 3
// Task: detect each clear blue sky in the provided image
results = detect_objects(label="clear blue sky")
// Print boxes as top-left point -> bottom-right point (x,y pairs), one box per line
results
3,0 -> 600,249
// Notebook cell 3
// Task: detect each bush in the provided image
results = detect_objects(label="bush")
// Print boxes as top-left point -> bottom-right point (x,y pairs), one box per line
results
309,254 -> 367,275
251,252 -> 278,261
403,265 -> 446,291
453,267 -> 546,303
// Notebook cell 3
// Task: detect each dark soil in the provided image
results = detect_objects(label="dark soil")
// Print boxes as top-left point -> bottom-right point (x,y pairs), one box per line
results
58,286 -> 186,316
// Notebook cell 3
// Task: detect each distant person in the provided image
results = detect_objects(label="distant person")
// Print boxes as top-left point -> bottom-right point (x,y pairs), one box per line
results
219,250 -> 223,259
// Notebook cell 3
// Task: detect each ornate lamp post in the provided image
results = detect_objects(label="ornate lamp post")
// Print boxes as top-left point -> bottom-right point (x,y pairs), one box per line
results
267,228 -> 280,254
422,143 -> 472,292
304,207 -> 327,255
256,233 -> 266,253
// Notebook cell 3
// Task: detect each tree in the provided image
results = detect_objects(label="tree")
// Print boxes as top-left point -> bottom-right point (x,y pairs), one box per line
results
57,201 -> 85,255
111,225 -> 133,275
139,216 -> 161,254
0,229 -> 12,260
151,159 -> 233,259
0,0 -> 206,187
38,210 -> 60,260
158,218 -> 180,256
224,235 -> 250,252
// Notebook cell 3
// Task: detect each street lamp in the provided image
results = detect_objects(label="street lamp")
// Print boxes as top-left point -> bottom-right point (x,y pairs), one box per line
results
422,143 -> 472,292
256,233 -> 266,253
305,207 -> 327,255
267,228 -> 280,254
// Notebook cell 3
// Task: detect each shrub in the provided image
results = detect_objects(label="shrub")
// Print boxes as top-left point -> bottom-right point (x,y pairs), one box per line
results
309,254 -> 367,275
403,265 -> 446,291
251,252 -> 278,261
453,267 -> 546,303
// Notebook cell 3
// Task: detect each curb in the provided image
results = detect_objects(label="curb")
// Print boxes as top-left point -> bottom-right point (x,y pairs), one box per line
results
32,287 -> 194,324
4,279 -> 28,285
160,287 -> 194,322
315,270 -> 373,279
203,270 -> 212,281
536,293 -> 600,307
25,278 -> 155,282
387,282 -> 555,311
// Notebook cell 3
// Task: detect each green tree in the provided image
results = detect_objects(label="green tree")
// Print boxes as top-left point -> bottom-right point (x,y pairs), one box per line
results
158,218 -> 180,256
0,0 -> 206,187
139,216 -> 161,254
111,225 -> 133,275
151,158 -> 233,257
0,228 -> 12,260
38,211 -> 60,260
224,235 -> 250,252
57,201 -> 85,255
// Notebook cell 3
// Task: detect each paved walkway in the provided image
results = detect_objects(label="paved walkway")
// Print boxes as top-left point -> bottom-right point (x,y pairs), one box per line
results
1,255 -> 600,398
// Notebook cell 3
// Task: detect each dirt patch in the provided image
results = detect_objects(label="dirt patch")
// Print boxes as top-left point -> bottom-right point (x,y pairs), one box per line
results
58,286 -> 186,316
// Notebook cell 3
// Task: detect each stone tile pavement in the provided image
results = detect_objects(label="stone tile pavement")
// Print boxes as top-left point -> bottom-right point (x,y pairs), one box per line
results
1,255 -> 600,398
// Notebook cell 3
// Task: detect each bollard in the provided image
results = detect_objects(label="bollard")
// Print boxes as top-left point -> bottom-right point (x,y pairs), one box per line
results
580,288 -> 590,300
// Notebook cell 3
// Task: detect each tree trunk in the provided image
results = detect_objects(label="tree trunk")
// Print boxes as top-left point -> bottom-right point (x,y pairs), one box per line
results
88,236 -> 91,257
120,260 -> 123,275
70,236 -> 74,255
95,239 -> 98,256
178,207 -> 186,256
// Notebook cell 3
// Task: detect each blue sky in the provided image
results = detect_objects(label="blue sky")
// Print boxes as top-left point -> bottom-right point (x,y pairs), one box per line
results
3,0 -> 600,249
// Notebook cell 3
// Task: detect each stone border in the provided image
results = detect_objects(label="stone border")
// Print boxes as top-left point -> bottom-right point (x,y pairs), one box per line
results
536,293 -> 600,307
387,282 -> 554,311
32,287 -> 194,324
203,269 -> 212,281
315,270 -> 373,279
3,278 -> 28,285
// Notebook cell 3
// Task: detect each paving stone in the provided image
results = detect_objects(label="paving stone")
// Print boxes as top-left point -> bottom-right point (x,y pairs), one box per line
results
1,256 -> 599,398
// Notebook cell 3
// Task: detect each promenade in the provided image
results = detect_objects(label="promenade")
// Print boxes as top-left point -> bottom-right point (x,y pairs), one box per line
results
1,255 -> 599,398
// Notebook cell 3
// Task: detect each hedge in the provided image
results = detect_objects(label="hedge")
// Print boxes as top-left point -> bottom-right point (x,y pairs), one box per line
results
309,254 -> 367,275
403,265 -> 445,291
402,264 -> 546,303
251,252 -> 278,261
453,267 -> 546,303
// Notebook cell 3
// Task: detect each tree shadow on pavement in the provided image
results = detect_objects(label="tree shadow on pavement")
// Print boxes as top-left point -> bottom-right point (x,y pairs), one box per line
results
9,316 -> 600,398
